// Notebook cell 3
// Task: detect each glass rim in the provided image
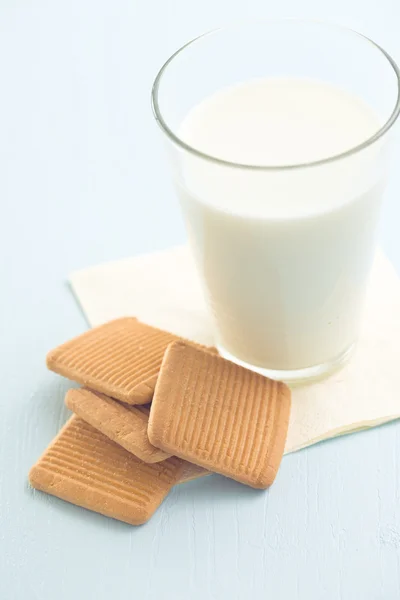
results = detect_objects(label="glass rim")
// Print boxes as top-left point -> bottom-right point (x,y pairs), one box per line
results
151,19 -> 400,171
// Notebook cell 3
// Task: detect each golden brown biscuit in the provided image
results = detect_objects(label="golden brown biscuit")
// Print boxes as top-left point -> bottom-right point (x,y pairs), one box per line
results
148,342 -> 291,489
29,416 -> 185,525
46,318 -> 186,405
65,388 -> 170,463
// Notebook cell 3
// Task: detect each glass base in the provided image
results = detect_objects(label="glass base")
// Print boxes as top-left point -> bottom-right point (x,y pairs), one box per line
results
216,343 -> 355,385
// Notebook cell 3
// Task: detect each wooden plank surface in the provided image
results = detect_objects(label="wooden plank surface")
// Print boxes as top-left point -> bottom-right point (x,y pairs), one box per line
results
1,0 -> 400,598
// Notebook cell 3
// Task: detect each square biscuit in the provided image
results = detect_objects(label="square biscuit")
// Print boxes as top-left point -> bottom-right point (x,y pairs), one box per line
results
29,416 -> 185,525
148,342 -> 291,489
47,318 -> 187,405
65,388 -> 170,463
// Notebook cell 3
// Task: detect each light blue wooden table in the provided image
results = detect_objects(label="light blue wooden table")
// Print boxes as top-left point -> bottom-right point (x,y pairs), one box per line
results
2,1 -> 400,598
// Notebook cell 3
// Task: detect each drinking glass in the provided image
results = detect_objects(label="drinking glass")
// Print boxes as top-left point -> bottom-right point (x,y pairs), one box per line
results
152,21 -> 400,382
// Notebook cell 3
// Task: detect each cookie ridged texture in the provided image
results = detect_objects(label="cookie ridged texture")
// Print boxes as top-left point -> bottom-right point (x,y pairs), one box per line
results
148,342 -> 291,489
46,318 -> 183,405
65,388 -> 170,463
29,416 -> 184,525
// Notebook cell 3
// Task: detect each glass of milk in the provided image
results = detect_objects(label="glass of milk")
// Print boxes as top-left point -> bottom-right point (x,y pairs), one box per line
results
152,21 -> 400,382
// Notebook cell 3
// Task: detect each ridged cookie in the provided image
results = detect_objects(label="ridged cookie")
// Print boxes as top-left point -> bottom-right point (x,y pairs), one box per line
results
46,318 -> 185,405
65,388 -> 170,463
148,342 -> 291,489
29,416 -> 185,525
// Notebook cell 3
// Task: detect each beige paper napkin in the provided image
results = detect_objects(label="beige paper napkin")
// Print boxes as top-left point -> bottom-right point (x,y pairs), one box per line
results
70,246 -> 400,454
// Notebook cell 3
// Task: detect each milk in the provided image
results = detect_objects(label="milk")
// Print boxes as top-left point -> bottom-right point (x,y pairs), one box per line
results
175,78 -> 387,373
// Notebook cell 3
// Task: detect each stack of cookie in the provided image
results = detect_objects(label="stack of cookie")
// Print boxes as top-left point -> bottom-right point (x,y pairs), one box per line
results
29,318 -> 291,525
